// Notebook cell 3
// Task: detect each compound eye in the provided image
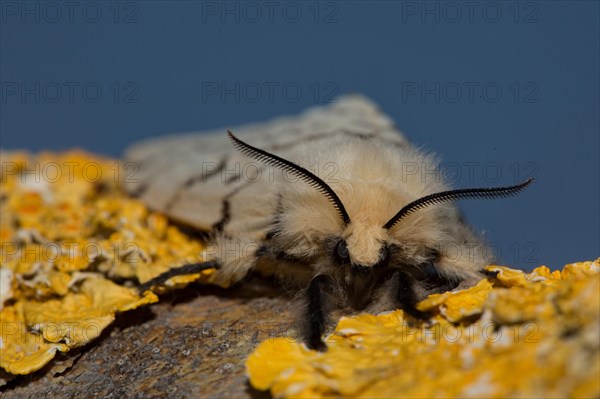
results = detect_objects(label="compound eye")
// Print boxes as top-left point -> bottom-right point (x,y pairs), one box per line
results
378,245 -> 390,267
333,240 -> 351,265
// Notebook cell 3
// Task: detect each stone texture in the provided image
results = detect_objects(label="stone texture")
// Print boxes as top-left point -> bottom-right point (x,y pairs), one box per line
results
2,277 -> 293,398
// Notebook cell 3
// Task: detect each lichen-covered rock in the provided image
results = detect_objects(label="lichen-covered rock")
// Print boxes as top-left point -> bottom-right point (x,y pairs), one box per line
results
1,151 -> 598,399
246,260 -> 600,398
0,152 -> 210,377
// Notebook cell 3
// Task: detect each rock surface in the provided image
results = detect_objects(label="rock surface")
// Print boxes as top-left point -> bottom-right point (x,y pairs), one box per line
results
2,278 -> 293,398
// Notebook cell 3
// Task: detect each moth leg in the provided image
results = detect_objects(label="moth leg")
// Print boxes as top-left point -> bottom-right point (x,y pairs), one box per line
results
451,269 -> 494,291
138,261 -> 219,294
138,235 -> 265,293
300,274 -> 336,352
479,269 -> 500,279
393,270 -> 430,319
368,269 -> 430,319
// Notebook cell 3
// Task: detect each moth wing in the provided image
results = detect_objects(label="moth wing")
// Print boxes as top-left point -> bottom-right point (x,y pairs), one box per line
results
123,95 -> 410,236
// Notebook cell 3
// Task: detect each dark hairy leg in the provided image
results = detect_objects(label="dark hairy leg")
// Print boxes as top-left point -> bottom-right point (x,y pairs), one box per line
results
384,269 -> 429,319
300,274 -> 336,352
137,261 -> 219,294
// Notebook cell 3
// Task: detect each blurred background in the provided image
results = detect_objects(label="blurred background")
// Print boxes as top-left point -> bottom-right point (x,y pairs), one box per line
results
1,1 -> 598,271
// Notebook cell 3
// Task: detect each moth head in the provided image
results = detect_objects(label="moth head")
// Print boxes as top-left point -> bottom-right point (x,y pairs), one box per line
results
227,130 -> 533,272
331,227 -> 390,269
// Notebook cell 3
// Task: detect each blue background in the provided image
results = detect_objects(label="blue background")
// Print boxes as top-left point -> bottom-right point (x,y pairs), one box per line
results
1,1 -> 598,271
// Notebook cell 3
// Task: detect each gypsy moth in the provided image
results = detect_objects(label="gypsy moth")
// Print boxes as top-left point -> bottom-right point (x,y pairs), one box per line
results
127,96 -> 531,350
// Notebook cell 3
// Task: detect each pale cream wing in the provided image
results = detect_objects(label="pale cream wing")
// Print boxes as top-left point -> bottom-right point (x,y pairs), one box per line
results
123,95 -> 409,235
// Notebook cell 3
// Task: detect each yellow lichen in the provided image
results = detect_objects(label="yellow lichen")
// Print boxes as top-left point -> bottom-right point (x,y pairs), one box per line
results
418,278 -> 493,322
22,278 -> 158,347
0,151 -> 213,376
247,260 -> 600,398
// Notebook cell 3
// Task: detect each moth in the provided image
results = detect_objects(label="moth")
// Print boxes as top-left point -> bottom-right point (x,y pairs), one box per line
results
127,96 -> 532,351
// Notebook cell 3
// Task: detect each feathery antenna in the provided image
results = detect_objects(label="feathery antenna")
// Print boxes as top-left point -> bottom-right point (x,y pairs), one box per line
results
227,130 -> 351,224
383,178 -> 534,230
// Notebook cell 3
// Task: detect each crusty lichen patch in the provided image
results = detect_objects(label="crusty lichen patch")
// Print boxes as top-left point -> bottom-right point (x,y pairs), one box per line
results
246,260 -> 600,398
0,151 -> 213,377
